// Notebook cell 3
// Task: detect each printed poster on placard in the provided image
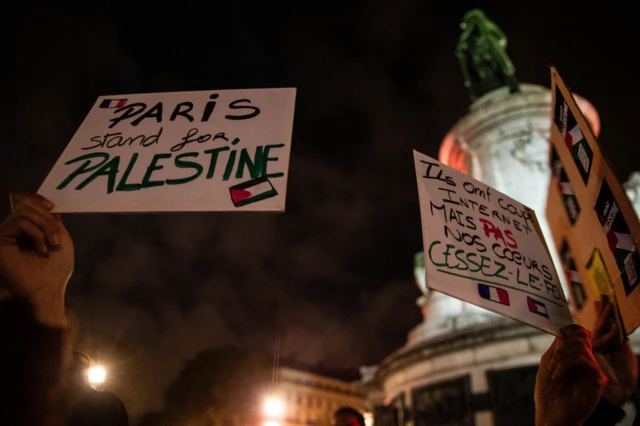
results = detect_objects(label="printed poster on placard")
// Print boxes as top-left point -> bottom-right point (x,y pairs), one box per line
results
554,86 -> 593,185
559,239 -> 586,311
414,150 -> 573,335
39,89 -> 296,212
586,248 -> 625,342
594,180 -> 640,296
550,146 -> 580,225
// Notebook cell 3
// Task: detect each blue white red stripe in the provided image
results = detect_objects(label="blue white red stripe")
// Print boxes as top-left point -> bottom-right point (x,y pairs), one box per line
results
100,99 -> 128,108
478,284 -> 510,306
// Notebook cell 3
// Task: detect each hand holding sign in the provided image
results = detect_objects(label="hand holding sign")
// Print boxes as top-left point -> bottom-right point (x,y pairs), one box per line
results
592,296 -> 638,407
535,325 -> 607,426
0,194 -> 74,327
413,150 -> 573,335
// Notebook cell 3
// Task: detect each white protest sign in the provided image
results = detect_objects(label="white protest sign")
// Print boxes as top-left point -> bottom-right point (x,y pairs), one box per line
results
39,89 -> 296,212
414,150 -> 573,335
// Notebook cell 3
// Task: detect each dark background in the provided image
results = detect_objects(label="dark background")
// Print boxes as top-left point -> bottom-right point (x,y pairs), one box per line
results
3,0 -> 639,420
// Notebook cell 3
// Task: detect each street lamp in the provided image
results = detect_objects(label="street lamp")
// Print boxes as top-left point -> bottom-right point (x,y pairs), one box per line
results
263,397 -> 284,417
263,395 -> 284,426
364,412 -> 373,426
87,366 -> 106,384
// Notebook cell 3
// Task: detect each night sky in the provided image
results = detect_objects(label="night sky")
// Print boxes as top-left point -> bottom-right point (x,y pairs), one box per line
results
4,0 -> 640,420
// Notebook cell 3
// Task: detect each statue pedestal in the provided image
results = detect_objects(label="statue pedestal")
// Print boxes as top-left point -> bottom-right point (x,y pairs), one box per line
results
408,292 -> 502,346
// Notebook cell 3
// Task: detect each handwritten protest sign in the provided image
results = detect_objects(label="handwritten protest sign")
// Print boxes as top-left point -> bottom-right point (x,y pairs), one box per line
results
39,89 -> 296,212
414,150 -> 573,335
545,67 -> 640,334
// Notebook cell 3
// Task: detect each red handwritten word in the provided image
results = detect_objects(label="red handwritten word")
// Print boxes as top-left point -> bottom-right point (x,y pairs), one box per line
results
478,218 -> 518,249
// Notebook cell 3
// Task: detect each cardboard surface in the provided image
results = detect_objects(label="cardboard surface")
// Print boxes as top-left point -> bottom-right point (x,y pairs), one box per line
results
546,67 -> 640,334
39,89 -> 296,212
415,150 -> 573,335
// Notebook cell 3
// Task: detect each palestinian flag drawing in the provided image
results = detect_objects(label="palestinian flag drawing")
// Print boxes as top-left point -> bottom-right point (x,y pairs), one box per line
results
554,86 -> 593,185
229,176 -> 278,207
559,240 -> 586,310
550,146 -> 580,225
594,179 -> 640,295
527,297 -> 549,319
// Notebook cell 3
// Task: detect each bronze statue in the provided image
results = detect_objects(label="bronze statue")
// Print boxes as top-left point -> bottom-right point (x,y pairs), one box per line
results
456,9 -> 519,101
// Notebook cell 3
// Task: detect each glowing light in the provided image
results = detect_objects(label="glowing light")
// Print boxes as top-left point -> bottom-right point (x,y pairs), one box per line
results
87,366 -> 106,384
264,422 -> 280,426
364,412 -> 374,426
414,252 -> 426,293
263,397 -> 284,417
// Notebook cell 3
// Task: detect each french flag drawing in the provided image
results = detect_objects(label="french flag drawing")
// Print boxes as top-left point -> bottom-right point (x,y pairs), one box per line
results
229,176 -> 278,207
99,99 -> 128,108
527,297 -> 549,318
477,284 -> 510,306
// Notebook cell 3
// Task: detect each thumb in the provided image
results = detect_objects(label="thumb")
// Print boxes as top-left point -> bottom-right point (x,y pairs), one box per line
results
10,193 -> 55,212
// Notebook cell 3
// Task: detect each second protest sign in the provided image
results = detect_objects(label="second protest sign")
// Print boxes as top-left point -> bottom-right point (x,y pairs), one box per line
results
414,150 -> 573,335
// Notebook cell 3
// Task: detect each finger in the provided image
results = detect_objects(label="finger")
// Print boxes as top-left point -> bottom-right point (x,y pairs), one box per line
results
594,296 -> 613,327
555,336 -> 594,364
541,337 -> 560,365
15,217 -> 49,254
556,341 -> 593,359
594,353 -> 617,378
10,193 -> 55,212
13,204 -> 60,249
601,301 -> 614,321
560,329 -> 593,350
556,347 -> 599,369
552,354 -> 604,384
561,324 -> 592,339
551,358 -> 609,387
546,338 -> 561,371
15,204 -> 60,247
593,302 -> 619,351
14,195 -> 57,217
53,214 -> 70,236
547,352 -> 558,373
593,323 -> 621,353
594,324 -> 620,353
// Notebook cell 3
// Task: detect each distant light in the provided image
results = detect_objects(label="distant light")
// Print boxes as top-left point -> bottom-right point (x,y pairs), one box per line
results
264,397 -> 284,417
88,366 -> 106,384
364,412 -> 374,426
414,252 -> 426,293
264,422 -> 280,426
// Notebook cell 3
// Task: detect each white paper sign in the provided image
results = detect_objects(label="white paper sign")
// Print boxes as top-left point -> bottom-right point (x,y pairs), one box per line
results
414,150 -> 573,335
39,89 -> 296,212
